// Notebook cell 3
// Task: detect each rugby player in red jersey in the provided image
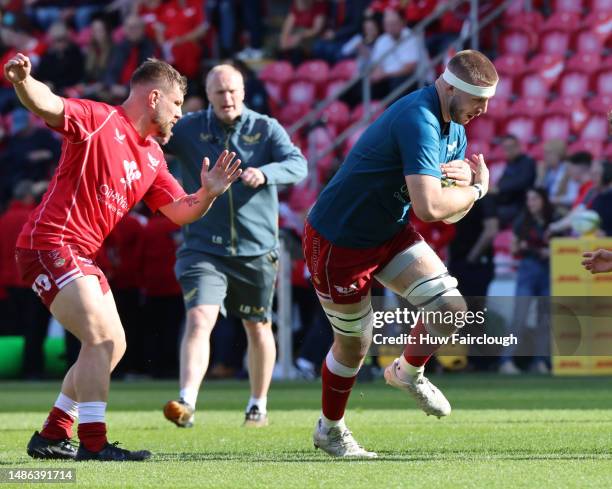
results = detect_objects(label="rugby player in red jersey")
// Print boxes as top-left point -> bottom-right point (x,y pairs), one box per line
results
4,53 -> 241,461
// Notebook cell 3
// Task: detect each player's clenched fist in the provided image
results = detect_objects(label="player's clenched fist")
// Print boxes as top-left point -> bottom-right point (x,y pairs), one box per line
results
4,53 -> 32,84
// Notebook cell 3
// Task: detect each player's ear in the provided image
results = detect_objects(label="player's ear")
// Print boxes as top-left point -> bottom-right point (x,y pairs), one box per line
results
148,89 -> 161,109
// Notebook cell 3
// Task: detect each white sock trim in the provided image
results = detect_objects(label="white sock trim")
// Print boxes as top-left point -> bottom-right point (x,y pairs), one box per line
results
398,355 -> 423,380
247,396 -> 267,414
78,401 -> 106,424
55,393 -> 78,419
180,388 -> 198,409
325,351 -> 360,378
320,414 -> 346,433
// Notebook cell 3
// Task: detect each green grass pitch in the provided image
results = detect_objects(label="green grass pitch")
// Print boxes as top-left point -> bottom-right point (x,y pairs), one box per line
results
0,375 -> 611,488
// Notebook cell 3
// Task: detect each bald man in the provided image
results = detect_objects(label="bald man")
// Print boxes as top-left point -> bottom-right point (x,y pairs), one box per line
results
163,64 -> 307,428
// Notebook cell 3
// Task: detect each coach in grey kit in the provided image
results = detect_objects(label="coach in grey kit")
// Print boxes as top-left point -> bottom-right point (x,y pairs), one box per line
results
163,64 -> 307,428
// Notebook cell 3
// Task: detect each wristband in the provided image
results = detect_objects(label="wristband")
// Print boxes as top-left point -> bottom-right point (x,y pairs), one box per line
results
472,183 -> 484,201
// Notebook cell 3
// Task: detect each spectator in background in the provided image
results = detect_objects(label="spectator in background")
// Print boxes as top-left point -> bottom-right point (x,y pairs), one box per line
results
341,14 -> 382,71
280,0 -> 327,65
566,151 -> 594,208
149,0 -> 209,80
236,0 -> 266,61
1,108 -> 61,197
0,180 -> 50,379
590,160 -> 612,236
537,139 -> 574,210
0,16 -> 46,110
141,213 -> 185,378
548,156 -> 602,236
101,209 -> 146,379
448,194 -> 498,297
491,134 -> 536,228
206,0 -> 237,58
500,188 -> 555,375
36,22 -> 85,93
82,18 -> 112,96
313,0 -> 371,64
369,8 -> 425,99
104,15 -> 157,101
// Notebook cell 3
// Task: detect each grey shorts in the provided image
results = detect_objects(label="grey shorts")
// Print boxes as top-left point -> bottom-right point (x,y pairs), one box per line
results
175,249 -> 279,322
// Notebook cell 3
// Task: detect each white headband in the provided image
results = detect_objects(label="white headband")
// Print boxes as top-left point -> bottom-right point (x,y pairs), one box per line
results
442,68 -> 497,97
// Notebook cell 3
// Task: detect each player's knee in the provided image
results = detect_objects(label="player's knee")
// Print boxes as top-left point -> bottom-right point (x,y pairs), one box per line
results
322,303 -> 373,338
244,321 -> 273,345
186,306 -> 217,336
401,271 -> 467,335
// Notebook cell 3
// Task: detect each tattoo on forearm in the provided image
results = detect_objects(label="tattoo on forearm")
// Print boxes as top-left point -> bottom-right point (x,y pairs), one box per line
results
183,195 -> 200,207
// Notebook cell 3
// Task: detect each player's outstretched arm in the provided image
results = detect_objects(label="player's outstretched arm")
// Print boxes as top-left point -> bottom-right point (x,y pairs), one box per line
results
160,150 -> 242,225
3,53 -> 64,128
582,249 -> 612,274
406,153 -> 489,222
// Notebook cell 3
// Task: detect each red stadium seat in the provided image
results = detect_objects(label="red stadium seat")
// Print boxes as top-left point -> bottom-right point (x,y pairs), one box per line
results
278,103 -> 310,127
552,0 -> 583,13
573,29 -> 606,55
566,53 -> 603,74
499,30 -> 533,56
286,80 -> 317,105
586,94 -> 612,114
343,126 -> 366,155
541,12 -> 582,33
306,125 -> 334,153
548,97 -> 586,116
524,55 -> 565,86
260,61 -> 294,104
466,140 -> 490,157
589,0 -> 612,13
259,60 -> 294,85
329,59 -> 358,81
489,161 -> 507,188
322,101 -> 351,132
580,115 -> 609,142
594,70 -> 612,96
507,97 -> 547,118
582,10 -> 612,29
350,100 -> 384,123
539,30 -> 571,56
485,97 -> 509,120
324,79 -> 347,99
466,117 -> 496,141
295,60 -> 330,97
494,54 -> 527,76
569,140 -> 603,159
493,76 -> 514,100
519,74 -> 550,98
539,115 -> 572,142
503,11 -> 544,32
558,71 -> 590,98
504,117 -> 536,145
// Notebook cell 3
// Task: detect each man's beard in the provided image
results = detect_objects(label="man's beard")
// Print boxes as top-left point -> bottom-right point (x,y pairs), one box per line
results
449,96 -> 462,124
153,113 -> 173,141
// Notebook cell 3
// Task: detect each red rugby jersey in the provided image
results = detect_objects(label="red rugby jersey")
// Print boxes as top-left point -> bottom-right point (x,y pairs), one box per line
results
17,98 -> 186,256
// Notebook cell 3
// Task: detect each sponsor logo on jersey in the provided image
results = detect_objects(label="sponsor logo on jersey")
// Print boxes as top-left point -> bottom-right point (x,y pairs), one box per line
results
147,152 -> 160,171
114,128 -> 126,144
120,160 -> 142,188
447,141 -> 457,153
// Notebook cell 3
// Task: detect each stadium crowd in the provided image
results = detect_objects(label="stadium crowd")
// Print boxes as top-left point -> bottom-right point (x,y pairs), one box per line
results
0,0 -> 610,380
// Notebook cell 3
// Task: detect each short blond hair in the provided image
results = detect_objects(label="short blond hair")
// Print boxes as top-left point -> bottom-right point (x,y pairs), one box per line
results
448,50 -> 498,87
130,58 -> 187,95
